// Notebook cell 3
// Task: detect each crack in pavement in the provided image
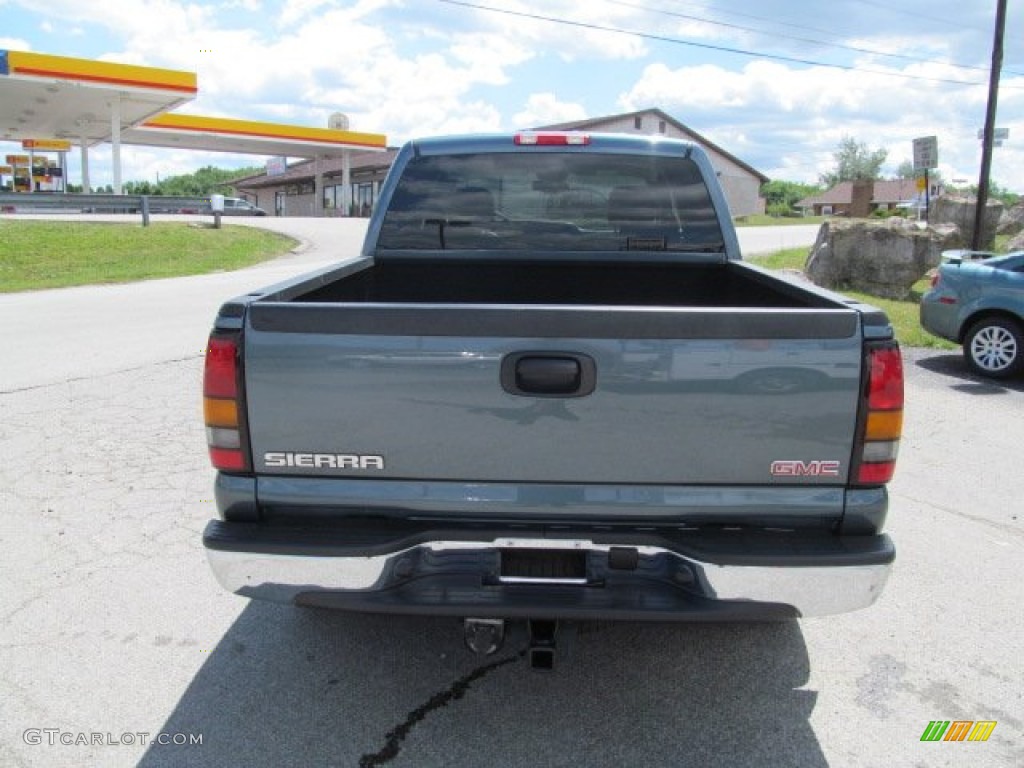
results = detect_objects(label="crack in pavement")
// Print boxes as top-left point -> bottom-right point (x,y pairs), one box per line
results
893,491 -> 1023,538
0,358 -> 212,629
0,354 -> 204,395
359,651 -> 525,767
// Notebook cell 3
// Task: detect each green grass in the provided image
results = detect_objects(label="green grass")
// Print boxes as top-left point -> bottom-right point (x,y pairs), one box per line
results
748,246 -> 807,271
844,289 -> 955,349
748,247 -> 957,350
995,234 -> 1014,252
0,220 -> 298,292
734,215 -> 826,227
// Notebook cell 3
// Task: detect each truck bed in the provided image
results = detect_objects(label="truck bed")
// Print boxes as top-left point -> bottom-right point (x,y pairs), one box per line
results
290,258 -> 835,309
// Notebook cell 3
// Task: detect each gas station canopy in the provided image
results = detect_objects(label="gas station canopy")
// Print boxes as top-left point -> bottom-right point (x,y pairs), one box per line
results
127,113 -> 386,158
0,49 -> 386,193
0,49 -> 197,147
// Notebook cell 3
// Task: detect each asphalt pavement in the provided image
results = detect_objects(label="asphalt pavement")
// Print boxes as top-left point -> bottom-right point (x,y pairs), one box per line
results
1,215 -> 1021,768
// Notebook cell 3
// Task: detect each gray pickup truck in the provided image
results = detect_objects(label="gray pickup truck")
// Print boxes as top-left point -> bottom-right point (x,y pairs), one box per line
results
202,132 -> 903,664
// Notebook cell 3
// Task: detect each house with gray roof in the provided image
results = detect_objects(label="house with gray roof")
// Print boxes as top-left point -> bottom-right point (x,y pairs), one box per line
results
797,179 -> 940,216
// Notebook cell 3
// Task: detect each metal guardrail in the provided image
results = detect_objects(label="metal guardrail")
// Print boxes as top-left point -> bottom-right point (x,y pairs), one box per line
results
0,192 -> 215,226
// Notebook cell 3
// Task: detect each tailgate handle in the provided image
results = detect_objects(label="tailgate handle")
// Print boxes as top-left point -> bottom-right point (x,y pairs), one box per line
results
501,353 -> 596,398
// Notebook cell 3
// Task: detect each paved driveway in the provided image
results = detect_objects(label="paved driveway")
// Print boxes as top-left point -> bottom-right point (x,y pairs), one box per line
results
1,217 -> 1020,768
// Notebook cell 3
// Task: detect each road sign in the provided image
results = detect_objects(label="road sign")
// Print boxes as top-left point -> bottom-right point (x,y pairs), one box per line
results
977,128 -> 1009,141
913,136 -> 938,170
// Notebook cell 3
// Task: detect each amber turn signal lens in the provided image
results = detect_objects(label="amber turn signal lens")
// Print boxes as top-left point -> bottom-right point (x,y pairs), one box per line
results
865,410 -> 903,441
204,397 -> 238,428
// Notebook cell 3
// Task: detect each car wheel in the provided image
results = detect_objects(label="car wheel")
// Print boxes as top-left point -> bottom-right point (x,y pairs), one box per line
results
963,317 -> 1024,378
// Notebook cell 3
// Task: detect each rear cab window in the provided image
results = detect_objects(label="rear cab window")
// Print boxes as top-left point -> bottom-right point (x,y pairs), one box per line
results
377,152 -> 725,254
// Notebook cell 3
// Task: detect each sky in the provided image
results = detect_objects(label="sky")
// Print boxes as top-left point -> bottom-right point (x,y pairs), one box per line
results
1,0 -> 1022,192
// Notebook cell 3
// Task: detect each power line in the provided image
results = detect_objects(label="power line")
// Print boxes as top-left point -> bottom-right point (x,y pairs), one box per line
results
848,0 -> 988,32
669,0 -> 965,38
666,0 -> 1023,78
667,0 -> 879,39
436,0 -> 1024,88
605,0 -> 1020,77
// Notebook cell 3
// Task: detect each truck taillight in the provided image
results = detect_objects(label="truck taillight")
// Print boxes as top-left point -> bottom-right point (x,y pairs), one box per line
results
854,343 -> 903,485
204,333 -> 249,472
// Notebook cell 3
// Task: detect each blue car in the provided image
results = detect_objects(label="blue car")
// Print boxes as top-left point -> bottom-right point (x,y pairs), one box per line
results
920,251 -> 1024,378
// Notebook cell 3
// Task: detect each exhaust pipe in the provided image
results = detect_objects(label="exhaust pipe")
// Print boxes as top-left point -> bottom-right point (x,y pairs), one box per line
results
463,618 -> 505,656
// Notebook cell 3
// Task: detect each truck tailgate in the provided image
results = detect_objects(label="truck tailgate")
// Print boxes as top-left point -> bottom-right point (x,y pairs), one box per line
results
242,303 -> 863,486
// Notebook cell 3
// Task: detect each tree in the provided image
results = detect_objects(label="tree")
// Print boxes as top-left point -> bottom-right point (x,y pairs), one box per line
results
896,160 -> 944,189
819,136 -> 887,187
152,165 -> 264,196
123,180 -> 156,195
957,180 -> 1020,207
761,180 -> 822,217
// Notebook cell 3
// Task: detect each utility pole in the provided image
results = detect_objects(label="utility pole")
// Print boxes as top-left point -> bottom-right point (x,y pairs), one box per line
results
972,0 -> 1007,251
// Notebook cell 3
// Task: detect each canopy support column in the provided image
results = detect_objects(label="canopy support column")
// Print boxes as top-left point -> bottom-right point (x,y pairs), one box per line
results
110,94 -> 122,194
341,150 -> 351,216
313,154 -> 323,217
79,135 -> 91,193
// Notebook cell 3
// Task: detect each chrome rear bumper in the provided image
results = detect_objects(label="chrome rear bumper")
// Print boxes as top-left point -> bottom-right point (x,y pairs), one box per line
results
204,521 -> 893,619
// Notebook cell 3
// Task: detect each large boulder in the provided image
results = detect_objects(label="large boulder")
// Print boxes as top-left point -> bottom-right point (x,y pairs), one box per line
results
804,218 -> 960,299
929,195 -> 1004,249
997,202 -> 1024,237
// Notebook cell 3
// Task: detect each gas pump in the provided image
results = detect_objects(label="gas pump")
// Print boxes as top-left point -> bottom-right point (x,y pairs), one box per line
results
22,139 -> 70,192
5,154 -> 30,192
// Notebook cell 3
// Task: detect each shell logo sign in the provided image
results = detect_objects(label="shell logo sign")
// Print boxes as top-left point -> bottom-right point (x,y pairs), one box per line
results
22,139 -> 72,151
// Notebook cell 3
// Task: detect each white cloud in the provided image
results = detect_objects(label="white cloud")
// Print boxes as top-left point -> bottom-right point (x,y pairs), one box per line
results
323,50 -> 505,140
187,5 -> 538,141
0,36 -> 30,50
448,33 -> 533,85
619,60 -> 1024,189
512,93 -> 586,129
437,1 -> 647,63
278,0 -> 334,27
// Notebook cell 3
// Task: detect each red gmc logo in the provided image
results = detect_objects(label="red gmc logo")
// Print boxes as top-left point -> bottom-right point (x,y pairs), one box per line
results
770,460 -> 842,477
